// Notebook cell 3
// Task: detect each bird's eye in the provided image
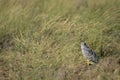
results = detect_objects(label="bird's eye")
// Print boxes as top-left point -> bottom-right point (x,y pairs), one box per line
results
84,43 -> 86,45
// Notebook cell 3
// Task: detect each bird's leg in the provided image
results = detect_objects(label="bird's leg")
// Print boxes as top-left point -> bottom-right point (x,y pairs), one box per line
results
87,60 -> 92,65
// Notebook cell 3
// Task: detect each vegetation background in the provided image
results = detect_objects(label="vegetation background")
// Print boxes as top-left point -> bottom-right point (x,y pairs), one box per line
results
0,0 -> 120,80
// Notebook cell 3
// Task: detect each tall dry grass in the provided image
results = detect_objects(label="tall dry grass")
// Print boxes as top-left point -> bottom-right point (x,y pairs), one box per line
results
0,0 -> 120,80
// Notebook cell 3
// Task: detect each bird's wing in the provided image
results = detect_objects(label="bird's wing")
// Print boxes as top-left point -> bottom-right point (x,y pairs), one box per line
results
83,47 -> 93,55
83,47 -> 99,62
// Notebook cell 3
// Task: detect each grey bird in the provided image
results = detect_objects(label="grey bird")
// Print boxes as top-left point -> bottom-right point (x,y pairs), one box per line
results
81,42 -> 99,65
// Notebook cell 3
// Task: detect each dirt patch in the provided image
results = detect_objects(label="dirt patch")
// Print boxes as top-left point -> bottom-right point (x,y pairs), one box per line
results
0,67 -> 9,80
0,34 -> 13,51
54,56 -> 120,80
0,57 -> 9,80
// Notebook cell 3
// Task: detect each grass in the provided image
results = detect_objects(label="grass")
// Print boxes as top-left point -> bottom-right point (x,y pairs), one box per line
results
0,0 -> 120,80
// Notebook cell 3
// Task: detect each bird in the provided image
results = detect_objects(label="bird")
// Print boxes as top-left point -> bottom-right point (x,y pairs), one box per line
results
81,42 -> 99,65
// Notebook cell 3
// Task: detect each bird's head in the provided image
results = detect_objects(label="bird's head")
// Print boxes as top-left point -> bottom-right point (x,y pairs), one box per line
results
81,42 -> 86,46
81,42 -> 88,49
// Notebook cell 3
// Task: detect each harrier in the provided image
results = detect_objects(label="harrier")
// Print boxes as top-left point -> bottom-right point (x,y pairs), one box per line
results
81,42 -> 99,65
